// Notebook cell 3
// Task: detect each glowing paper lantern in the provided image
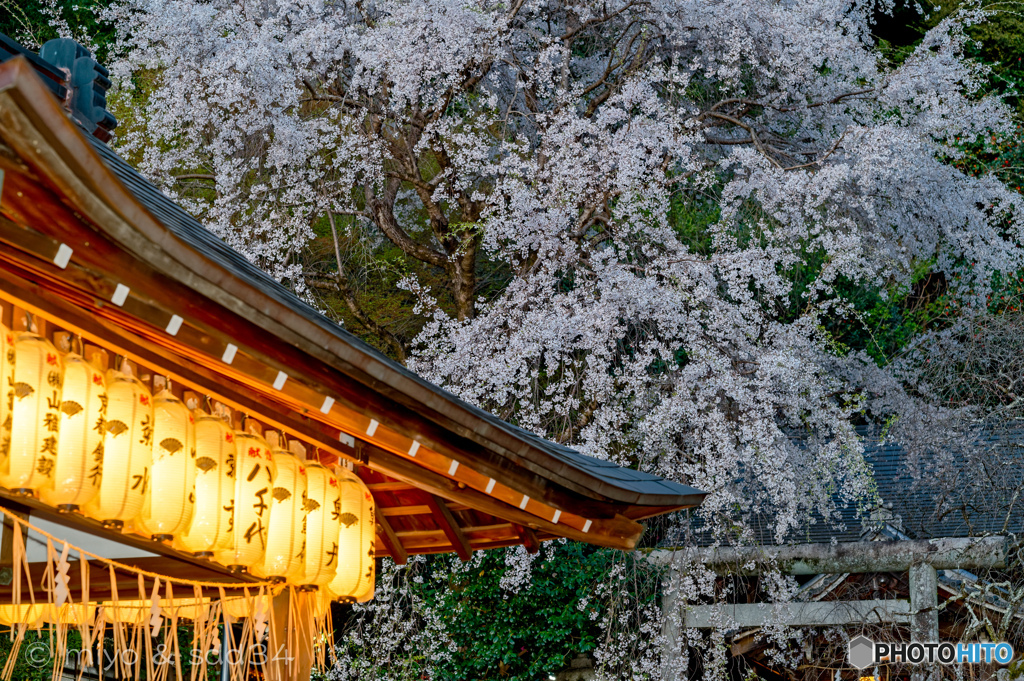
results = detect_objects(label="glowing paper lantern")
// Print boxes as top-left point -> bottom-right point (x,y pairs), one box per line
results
313,589 -> 332,619
46,603 -> 97,625
0,333 -> 63,493
180,414 -> 235,556
219,429 -> 276,571
300,463 -> 341,587
253,437 -> 306,582
83,368 -> 153,528
102,598 -> 210,624
354,573 -> 375,603
40,353 -> 106,510
326,468 -> 375,601
0,603 -> 50,626
136,388 -> 195,540
0,321 -> 11,463
221,591 -> 273,620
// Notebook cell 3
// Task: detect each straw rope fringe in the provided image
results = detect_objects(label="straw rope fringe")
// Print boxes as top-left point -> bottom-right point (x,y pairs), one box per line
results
0,507 -> 277,589
0,506 -> 329,681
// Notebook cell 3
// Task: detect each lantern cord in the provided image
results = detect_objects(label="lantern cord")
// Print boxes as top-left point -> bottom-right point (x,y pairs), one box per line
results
0,506 -> 280,590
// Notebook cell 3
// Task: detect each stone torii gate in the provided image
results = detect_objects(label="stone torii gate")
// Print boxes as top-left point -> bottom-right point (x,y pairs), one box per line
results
652,536 -> 1009,676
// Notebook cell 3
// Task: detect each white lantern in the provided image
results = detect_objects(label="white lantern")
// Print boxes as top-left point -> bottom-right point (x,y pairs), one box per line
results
180,414 -> 235,557
83,368 -> 153,528
0,603 -> 50,627
253,437 -> 306,582
219,429 -> 276,571
0,321 -> 12,463
353,567 -> 375,602
39,353 -> 106,511
136,388 -> 195,540
0,332 -> 63,494
300,463 -> 341,587
326,468 -> 375,601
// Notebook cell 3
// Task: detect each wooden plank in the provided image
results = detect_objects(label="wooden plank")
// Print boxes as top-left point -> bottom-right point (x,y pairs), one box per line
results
0,194 -> 615,519
0,213 -> 646,537
464,523 -> 516,537
394,529 -> 445,540
360,441 -> 644,550
0,261 -> 587,543
367,482 -> 415,493
380,505 -> 431,517
375,514 -> 407,565
424,495 -> 472,561
649,536 -> 1009,575
388,539 -> 532,556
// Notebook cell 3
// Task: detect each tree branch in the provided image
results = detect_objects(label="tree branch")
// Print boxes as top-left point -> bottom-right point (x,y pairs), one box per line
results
365,188 -> 448,268
324,210 -> 408,363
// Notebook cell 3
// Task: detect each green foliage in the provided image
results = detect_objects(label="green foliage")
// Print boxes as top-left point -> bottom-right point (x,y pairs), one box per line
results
875,1 -> 1024,113
0,628 -> 60,681
964,5 -> 1024,116
416,543 -> 612,681
949,123 -> 1024,193
0,624 -> 221,680
668,190 -> 719,256
830,264 -> 949,365
0,0 -> 116,60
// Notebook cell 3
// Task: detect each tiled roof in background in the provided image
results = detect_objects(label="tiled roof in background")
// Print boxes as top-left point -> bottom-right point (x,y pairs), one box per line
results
678,427 -> 1024,547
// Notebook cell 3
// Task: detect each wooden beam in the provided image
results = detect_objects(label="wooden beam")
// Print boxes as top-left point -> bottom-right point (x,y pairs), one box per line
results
380,505 -> 431,517
0,489 -> 258,582
511,523 -> 540,555
424,495 -> 472,561
267,589 -> 313,681
0,217 -> 658,544
362,441 -> 644,550
375,514 -> 407,565
385,539 -> 532,557
909,564 -> 938,643
0,134 -> 698,517
367,482 -> 415,493
0,202 -> 630,521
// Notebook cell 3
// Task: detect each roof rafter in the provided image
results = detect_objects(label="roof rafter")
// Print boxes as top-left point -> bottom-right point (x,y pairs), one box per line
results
374,513 -> 408,565
424,494 -> 472,561
511,523 -> 541,554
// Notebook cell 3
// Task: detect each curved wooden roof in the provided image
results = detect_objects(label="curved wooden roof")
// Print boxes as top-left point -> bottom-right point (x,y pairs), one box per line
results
0,53 -> 705,566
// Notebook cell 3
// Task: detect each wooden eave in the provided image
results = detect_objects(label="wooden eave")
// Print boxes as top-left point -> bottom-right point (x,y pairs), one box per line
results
0,56 -> 705,567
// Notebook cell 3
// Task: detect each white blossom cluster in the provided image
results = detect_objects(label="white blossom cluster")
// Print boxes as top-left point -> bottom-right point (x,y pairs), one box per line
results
97,0 -> 1023,676
329,556 -> 456,681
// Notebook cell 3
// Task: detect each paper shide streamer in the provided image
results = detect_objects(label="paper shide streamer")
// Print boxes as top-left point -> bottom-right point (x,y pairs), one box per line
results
0,507 -> 336,681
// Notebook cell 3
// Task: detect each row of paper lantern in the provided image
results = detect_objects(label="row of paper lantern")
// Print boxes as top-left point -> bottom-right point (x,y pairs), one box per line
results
0,327 -> 375,599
